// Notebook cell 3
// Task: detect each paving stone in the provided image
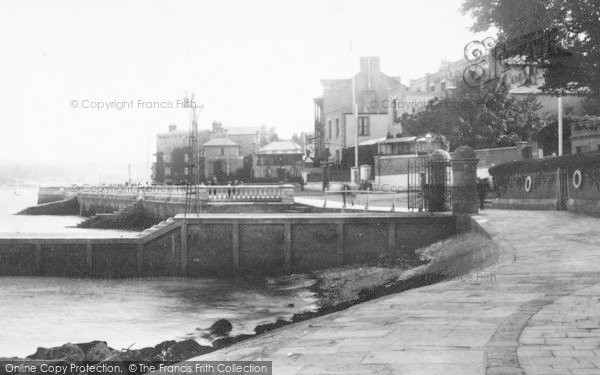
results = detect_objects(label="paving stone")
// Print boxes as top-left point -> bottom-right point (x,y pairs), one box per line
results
186,211 -> 600,375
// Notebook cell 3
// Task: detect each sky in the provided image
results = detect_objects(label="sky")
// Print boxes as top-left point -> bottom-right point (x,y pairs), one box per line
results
0,0 -> 492,176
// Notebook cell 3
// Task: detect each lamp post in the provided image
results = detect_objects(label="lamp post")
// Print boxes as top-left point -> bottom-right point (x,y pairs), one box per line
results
323,142 -> 331,191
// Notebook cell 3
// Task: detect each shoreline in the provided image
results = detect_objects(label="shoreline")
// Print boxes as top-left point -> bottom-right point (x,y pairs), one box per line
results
0,231 -> 499,371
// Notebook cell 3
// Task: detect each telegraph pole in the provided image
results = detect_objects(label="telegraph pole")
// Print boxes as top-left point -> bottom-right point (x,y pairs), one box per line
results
184,94 -> 203,216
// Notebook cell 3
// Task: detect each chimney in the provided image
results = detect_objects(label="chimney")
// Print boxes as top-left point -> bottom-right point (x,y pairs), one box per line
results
168,124 -> 177,132
212,121 -> 223,133
359,57 -> 381,74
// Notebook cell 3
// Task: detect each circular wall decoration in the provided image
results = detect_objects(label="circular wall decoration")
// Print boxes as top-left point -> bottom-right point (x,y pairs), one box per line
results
524,176 -> 532,192
572,169 -> 583,189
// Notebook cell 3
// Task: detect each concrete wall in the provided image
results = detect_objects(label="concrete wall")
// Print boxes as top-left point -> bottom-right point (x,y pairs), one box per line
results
78,193 -> 141,216
374,155 -> 427,188
0,239 -> 139,277
38,187 -> 77,204
475,146 -> 526,169
373,144 -> 531,186
0,213 -> 456,277
18,198 -> 79,215
181,213 -> 456,275
492,163 -> 600,216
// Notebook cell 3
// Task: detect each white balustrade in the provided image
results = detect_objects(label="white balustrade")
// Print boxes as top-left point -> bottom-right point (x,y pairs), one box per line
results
68,184 -> 294,203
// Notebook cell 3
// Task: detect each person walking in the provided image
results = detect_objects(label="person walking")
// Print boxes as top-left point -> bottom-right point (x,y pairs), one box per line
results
342,183 -> 355,207
477,177 -> 491,210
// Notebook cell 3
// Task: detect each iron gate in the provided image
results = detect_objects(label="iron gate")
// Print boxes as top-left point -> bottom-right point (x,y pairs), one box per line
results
407,158 -> 453,212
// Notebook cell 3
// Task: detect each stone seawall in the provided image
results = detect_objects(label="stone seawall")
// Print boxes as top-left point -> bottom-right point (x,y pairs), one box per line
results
0,213 -> 457,277
17,198 -> 79,215
31,185 -> 299,220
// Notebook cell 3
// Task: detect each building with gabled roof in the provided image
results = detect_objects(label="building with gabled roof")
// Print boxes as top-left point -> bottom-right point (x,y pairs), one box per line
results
314,57 -> 401,166
202,138 -> 243,181
253,140 -> 303,180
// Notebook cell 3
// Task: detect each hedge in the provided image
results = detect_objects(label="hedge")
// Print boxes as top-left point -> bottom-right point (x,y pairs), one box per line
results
489,151 -> 600,178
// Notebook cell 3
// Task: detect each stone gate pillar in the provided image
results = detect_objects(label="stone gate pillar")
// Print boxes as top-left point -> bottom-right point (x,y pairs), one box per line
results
428,149 -> 451,212
452,146 -> 479,215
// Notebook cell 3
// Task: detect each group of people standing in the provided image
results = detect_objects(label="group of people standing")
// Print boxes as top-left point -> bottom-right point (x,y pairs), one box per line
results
200,177 -> 243,198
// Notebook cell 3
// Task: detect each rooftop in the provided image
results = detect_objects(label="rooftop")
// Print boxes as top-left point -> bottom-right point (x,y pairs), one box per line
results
203,138 -> 239,147
378,136 -> 418,145
226,126 -> 261,135
359,137 -> 388,146
258,140 -> 303,155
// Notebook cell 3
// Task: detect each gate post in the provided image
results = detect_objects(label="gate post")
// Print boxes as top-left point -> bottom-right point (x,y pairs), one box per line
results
452,146 -> 479,220
428,150 -> 451,212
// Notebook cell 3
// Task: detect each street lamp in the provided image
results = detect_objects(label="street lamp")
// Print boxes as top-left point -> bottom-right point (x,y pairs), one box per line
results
323,141 -> 331,191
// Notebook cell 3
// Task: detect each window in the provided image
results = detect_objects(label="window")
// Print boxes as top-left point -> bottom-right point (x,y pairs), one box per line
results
440,82 -> 446,91
358,117 -> 370,136
335,150 -> 340,164
328,120 -> 332,139
335,118 -> 339,138
576,145 -> 589,154
221,147 -> 225,156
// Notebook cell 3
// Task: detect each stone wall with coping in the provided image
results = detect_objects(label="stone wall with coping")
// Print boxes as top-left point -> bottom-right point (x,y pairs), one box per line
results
490,152 -> 600,216
0,213 -> 456,277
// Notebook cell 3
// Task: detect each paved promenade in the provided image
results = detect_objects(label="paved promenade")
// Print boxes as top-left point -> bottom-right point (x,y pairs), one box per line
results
193,210 -> 600,374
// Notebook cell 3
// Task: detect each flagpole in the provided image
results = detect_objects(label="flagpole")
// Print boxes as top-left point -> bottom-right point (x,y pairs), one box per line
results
350,38 -> 358,175
353,74 -> 358,170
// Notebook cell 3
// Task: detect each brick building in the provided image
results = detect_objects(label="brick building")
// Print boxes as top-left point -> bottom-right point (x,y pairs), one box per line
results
152,124 -> 212,184
387,59 -> 469,128
152,122 -> 278,184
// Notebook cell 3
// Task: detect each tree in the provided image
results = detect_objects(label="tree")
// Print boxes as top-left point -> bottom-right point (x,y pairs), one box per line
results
400,80 -> 543,150
462,0 -> 600,96
291,133 -> 302,145
536,117 -> 572,155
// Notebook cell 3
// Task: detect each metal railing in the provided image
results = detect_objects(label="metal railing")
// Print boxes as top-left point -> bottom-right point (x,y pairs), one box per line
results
322,189 -> 404,212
